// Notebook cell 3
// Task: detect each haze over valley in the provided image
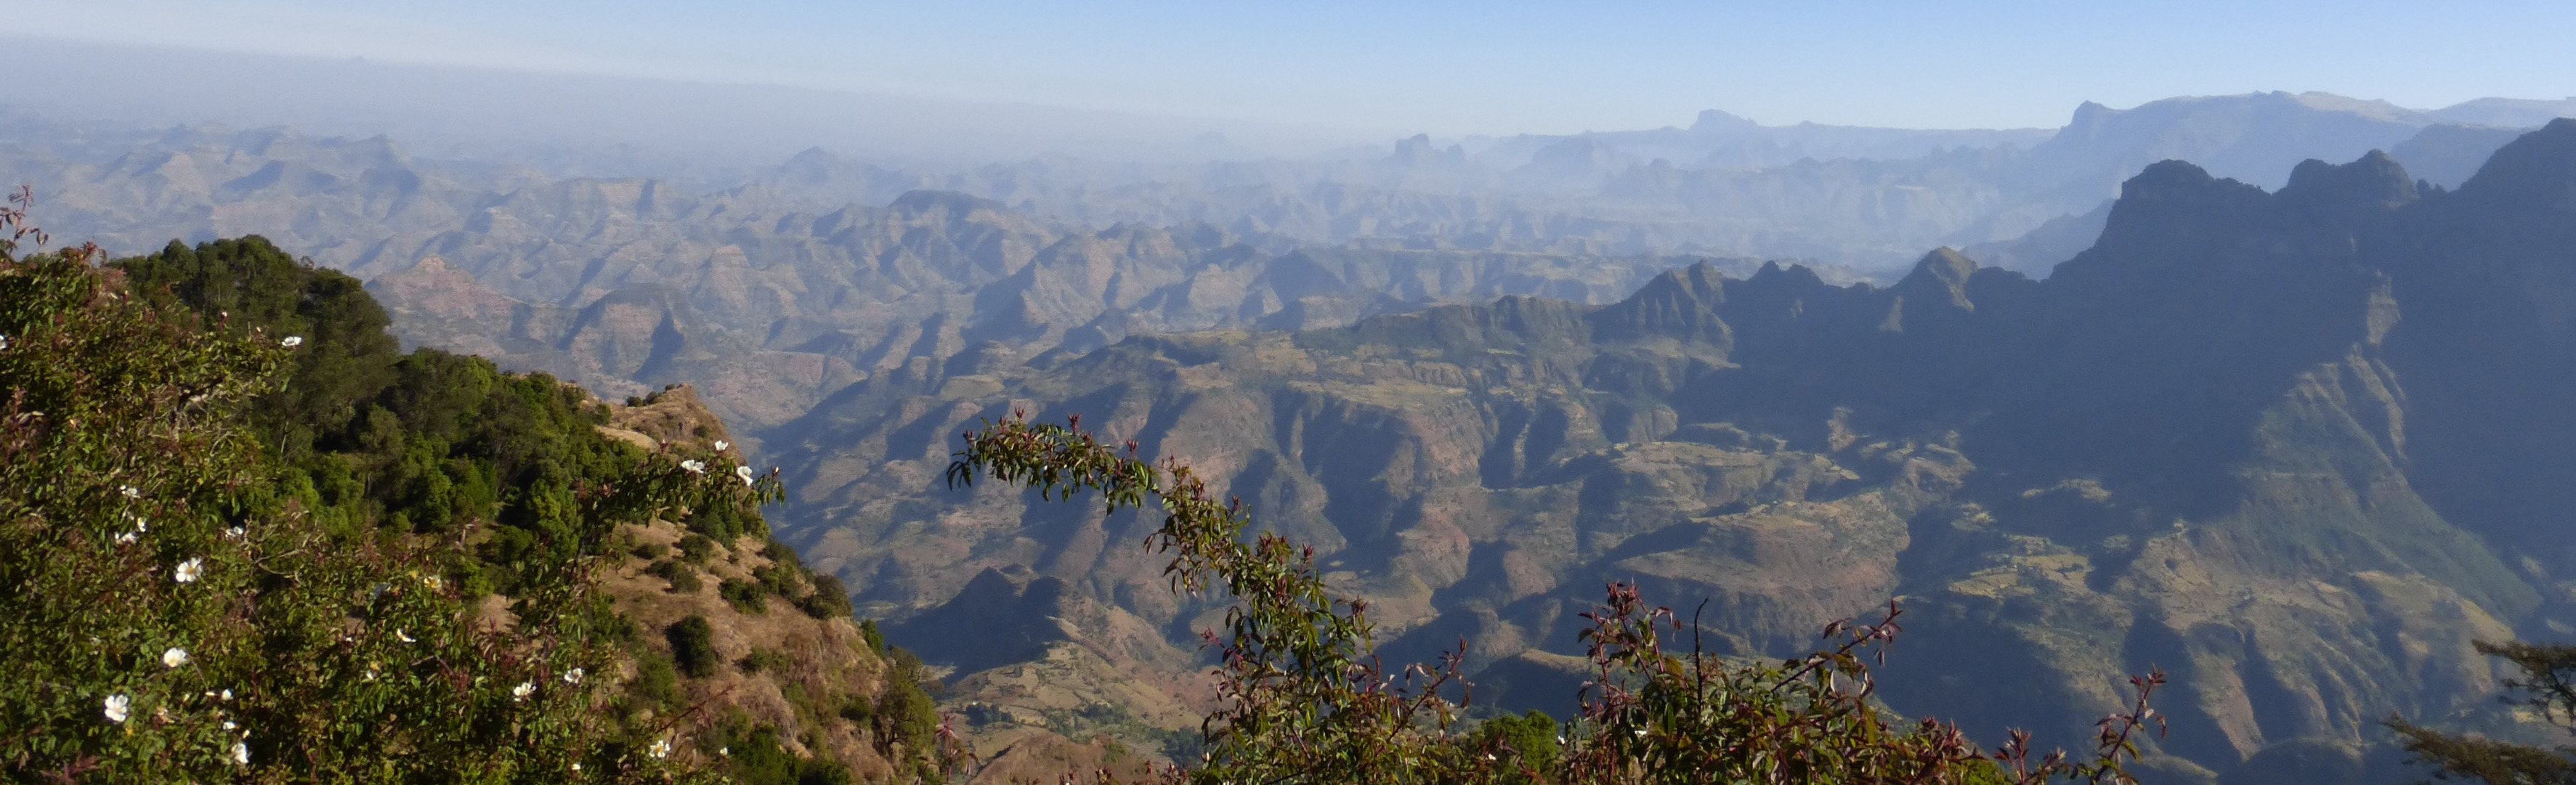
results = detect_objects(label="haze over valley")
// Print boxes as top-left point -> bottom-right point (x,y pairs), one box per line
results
9,9 -> 2576,783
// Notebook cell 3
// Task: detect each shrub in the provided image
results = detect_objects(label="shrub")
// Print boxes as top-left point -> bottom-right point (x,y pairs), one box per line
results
858,619 -> 887,655
632,653 -> 682,709
719,577 -> 769,614
752,561 -> 803,598
838,696 -> 875,726
738,648 -> 789,675
794,574 -> 856,619
1474,709 -> 1560,783
647,558 -> 703,593
874,647 -> 942,759
0,232 -> 764,782
0,214 -> 812,781
676,533 -> 716,564
948,413 -> 2169,784
668,615 -> 719,679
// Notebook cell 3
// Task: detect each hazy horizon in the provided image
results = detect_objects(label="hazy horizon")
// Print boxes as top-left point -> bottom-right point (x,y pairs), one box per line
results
10,0 -> 2576,138
7,9 -> 2574,276
7,35 -> 2569,171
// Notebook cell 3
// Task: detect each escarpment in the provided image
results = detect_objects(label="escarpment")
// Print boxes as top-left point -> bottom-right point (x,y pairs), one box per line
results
776,121 -> 2576,784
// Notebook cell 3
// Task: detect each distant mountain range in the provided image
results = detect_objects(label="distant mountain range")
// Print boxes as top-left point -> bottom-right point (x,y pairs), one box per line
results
768,122 -> 2576,784
6,87 -> 2576,783
0,87 -> 2562,444
0,114 -> 1854,440
743,91 -> 2573,272
9,86 -> 2569,280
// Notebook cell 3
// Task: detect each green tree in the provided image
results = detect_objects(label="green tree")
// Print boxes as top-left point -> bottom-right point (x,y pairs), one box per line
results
113,236 -> 401,464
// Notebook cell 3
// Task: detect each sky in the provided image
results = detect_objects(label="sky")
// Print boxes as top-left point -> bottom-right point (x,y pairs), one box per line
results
7,0 -> 2574,137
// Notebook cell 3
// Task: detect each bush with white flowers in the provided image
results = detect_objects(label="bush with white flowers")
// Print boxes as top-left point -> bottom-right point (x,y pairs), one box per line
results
1,238 -> 769,781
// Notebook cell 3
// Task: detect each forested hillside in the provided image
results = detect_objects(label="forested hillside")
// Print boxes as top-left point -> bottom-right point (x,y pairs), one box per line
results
0,228 -> 961,783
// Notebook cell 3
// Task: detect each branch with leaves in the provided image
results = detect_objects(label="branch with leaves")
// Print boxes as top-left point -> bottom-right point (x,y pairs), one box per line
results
948,413 -> 2171,785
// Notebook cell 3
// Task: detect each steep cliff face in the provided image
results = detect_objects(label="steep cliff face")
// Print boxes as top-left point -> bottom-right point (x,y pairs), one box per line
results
779,121 -> 2576,782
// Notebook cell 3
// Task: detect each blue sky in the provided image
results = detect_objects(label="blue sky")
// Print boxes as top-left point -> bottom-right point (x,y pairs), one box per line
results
9,0 -> 2572,136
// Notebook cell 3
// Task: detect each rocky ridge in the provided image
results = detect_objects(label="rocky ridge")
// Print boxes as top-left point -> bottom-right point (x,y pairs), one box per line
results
774,121 -> 2576,784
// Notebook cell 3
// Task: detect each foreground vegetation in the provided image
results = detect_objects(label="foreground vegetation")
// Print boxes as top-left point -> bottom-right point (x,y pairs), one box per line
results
0,203 -> 944,781
950,413 -> 2576,784
2388,641 -> 2576,784
947,415 -> 2170,784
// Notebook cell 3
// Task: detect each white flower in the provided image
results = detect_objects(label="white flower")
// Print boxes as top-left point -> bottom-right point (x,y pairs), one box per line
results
562,667 -> 583,685
679,460 -> 705,474
231,739 -> 250,765
1634,728 -> 1648,738
173,558 -> 203,583
713,440 -> 729,452
280,335 -> 302,348
571,762 -> 581,772
423,574 -> 443,590
120,485 -> 141,500
162,647 -> 189,667
648,739 -> 672,759
395,630 -> 416,643
511,681 -> 535,701
735,465 -> 755,487
362,669 -> 377,682
222,720 -> 237,731
224,526 -> 246,540
0,335 -> 9,350
219,688 -> 232,701
114,531 -> 137,545
103,694 -> 129,723
719,746 -> 729,757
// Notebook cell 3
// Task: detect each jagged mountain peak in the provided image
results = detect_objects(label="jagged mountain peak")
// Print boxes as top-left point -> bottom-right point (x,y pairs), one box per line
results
2060,160 -> 2270,277
1387,133 -> 1467,168
1690,108 -> 1759,133
1890,247 -> 1980,313
1515,137 -> 1624,181
1901,246 -> 1978,288
2277,149 -> 2421,219
2114,158 -> 2238,195
1588,261 -> 1735,342
1746,258 -> 1834,289
2051,149 -> 2436,289
2455,117 -> 2576,203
